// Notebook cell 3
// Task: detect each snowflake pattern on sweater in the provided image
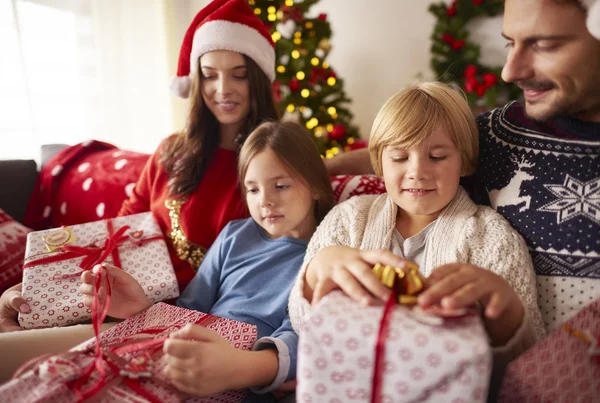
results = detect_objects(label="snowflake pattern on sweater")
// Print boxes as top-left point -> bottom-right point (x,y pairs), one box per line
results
475,102 -> 600,331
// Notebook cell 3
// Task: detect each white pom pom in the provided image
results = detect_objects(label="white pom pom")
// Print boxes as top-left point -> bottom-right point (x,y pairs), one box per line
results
587,0 -> 600,40
169,75 -> 192,99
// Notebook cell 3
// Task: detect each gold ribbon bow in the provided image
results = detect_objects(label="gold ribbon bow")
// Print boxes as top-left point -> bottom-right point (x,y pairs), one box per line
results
372,262 -> 426,305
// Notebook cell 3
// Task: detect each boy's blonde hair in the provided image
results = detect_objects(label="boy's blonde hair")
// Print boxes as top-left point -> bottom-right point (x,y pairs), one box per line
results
368,82 -> 478,177
238,121 -> 334,224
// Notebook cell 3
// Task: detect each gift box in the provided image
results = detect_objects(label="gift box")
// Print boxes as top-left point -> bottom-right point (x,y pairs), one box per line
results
296,292 -> 492,403
498,297 -> 600,402
19,212 -> 179,329
1,303 -> 258,403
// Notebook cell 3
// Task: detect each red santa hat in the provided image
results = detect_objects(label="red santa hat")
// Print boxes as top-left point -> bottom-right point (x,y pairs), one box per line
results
580,0 -> 600,40
170,0 -> 275,98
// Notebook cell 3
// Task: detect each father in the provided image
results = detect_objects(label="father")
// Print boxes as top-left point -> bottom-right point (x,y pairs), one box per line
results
325,0 -> 600,332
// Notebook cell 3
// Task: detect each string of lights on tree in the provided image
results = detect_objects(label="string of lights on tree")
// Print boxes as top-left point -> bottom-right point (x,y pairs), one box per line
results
249,0 -> 365,158
429,0 -> 520,108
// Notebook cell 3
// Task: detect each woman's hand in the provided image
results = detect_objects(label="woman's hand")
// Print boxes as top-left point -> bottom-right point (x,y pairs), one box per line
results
419,263 -> 525,345
163,324 -> 278,396
0,283 -> 27,332
79,263 -> 152,319
305,246 -> 408,306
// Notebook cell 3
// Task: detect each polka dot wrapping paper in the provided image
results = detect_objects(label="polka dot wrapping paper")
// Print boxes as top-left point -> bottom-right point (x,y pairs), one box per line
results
18,212 -> 179,329
498,296 -> 600,402
296,292 -> 492,403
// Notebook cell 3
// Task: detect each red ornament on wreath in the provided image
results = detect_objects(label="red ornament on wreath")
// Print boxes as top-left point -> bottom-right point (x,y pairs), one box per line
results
446,0 -> 457,16
330,124 -> 347,141
441,33 -> 465,50
289,78 -> 300,92
318,13 -> 327,21
464,64 -> 478,79
482,72 -> 498,87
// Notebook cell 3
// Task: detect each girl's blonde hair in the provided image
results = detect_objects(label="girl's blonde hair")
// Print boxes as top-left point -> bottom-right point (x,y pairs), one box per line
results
238,121 -> 334,224
368,82 -> 478,177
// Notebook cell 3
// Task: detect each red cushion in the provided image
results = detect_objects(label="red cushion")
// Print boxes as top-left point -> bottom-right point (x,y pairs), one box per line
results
24,141 -> 150,229
0,209 -> 32,293
23,142 -> 383,229
331,174 -> 386,204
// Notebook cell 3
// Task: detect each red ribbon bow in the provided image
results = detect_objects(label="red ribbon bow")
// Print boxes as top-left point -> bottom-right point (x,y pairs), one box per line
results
62,222 -> 130,273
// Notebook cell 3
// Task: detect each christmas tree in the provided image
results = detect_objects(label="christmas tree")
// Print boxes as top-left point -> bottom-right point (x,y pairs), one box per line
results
249,0 -> 364,158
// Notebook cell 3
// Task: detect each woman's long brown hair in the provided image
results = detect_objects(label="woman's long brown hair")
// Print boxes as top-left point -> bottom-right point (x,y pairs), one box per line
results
160,55 -> 278,197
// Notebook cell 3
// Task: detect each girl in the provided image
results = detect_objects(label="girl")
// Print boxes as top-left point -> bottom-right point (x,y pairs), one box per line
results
78,121 -> 334,400
288,82 -> 547,365
0,0 -> 277,331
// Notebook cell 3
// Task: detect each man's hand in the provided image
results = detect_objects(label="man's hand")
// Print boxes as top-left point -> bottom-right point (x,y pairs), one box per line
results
0,282 -> 27,332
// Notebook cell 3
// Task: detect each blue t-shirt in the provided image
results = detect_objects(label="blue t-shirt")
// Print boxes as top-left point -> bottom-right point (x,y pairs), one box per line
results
177,217 -> 306,394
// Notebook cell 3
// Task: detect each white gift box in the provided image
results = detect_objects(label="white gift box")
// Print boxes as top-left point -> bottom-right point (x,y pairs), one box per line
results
19,212 -> 179,329
296,292 -> 492,403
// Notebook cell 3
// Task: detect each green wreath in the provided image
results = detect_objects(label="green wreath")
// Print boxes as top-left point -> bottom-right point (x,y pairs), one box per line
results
429,0 -> 520,109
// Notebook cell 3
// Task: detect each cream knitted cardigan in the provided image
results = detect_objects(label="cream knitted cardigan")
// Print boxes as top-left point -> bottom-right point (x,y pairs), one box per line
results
289,187 -> 547,362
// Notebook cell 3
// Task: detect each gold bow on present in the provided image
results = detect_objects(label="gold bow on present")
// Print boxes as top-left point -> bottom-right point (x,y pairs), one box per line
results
372,262 -> 426,305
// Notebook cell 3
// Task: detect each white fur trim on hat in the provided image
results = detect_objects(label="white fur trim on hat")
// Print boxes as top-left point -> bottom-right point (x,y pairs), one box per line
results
169,75 -> 192,99
190,20 -> 275,82
580,0 -> 600,40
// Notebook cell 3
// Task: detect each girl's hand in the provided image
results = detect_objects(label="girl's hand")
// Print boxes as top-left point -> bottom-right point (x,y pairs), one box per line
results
164,324 -> 274,396
0,283 -> 27,332
418,263 -> 525,345
79,263 -> 152,319
305,245 -> 407,306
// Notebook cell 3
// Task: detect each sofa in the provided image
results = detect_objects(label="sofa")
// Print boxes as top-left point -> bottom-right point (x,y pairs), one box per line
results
0,144 -> 68,224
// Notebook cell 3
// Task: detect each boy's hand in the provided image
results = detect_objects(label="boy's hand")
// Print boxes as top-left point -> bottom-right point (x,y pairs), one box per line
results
306,246 -> 407,306
79,263 -> 152,319
418,263 -> 525,345
163,324 -> 245,396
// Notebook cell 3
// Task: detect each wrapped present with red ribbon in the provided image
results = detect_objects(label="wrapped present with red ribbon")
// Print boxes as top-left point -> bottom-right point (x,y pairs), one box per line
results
1,301 -> 258,403
296,264 -> 491,403
19,212 -> 179,329
498,296 -> 600,402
